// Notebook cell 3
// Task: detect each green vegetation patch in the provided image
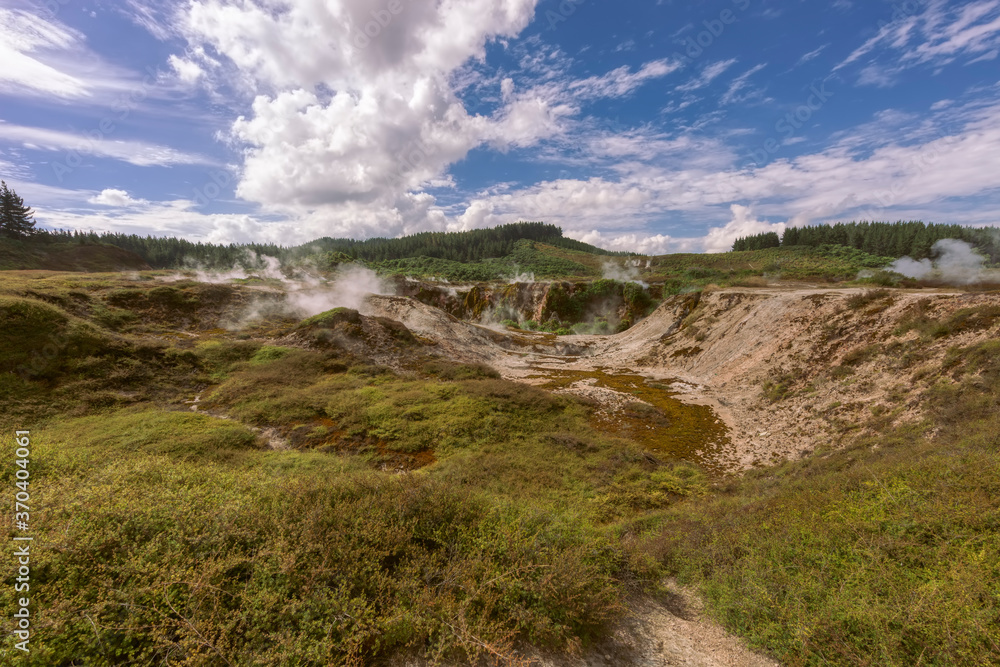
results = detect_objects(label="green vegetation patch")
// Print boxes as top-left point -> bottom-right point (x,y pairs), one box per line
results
0,429 -> 622,665
297,307 -> 363,329
896,301 -> 1000,340
0,296 -> 114,378
530,368 -> 729,477
0,343 -> 710,663
846,288 -> 892,310
644,245 -> 894,287
250,345 -> 294,365
375,240 -> 597,281
533,279 -> 656,333
0,237 -> 149,271
44,408 -> 259,462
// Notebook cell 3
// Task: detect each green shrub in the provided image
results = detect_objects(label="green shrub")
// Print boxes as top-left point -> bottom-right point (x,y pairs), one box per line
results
846,289 -> 891,310
297,307 -> 363,329
422,360 -> 500,380
0,296 -> 114,379
857,270 -> 899,287
896,302 -> 1000,340
91,304 -> 139,330
684,266 -> 720,280
45,408 -> 258,462
195,339 -> 261,380
0,433 -> 622,664
250,345 -> 294,365
840,344 -> 880,366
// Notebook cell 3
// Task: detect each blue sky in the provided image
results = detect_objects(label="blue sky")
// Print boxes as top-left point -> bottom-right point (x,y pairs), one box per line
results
1,0 -> 999,252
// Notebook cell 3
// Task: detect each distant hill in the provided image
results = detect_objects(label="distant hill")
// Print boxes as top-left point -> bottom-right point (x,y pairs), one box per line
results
369,239 -> 609,281
0,237 -> 150,272
306,221 -> 622,263
643,245 -> 894,284
37,222 -> 624,271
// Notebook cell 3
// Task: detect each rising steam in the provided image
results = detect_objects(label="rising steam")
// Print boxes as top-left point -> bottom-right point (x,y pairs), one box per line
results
285,264 -> 391,315
167,254 -> 394,325
889,239 -> 1000,285
601,259 -> 649,287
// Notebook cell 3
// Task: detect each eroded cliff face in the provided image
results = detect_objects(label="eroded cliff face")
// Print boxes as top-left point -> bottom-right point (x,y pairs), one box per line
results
393,278 -> 661,330
393,278 -> 550,322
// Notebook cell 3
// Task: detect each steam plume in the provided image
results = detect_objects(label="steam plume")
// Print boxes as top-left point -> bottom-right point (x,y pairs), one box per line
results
890,239 -> 999,285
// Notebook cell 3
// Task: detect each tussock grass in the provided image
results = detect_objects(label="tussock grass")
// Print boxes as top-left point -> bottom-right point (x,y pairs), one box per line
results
48,408 -> 259,462
896,301 -> 1000,340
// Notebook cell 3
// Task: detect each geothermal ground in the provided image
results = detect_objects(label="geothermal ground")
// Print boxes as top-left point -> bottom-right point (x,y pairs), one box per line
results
363,285 -> 1000,667
7,266 -> 997,665
364,286 -> 996,473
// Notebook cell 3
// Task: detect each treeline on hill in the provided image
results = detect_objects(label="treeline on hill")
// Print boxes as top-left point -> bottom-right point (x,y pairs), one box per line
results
733,221 -> 1000,263
37,222 -> 622,270
307,222 -> 625,262
31,230 -> 283,270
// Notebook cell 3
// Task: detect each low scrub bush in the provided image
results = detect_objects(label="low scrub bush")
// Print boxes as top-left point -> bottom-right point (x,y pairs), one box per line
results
896,302 -> 1000,340
0,430 -> 623,664
846,289 -> 891,310
297,307 -> 362,329
422,359 -> 500,380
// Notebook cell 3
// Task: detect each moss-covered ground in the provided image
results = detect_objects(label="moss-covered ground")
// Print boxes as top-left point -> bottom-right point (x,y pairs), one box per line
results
528,369 -> 731,475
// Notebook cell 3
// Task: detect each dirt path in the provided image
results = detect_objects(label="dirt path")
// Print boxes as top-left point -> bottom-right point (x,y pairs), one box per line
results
531,579 -> 778,667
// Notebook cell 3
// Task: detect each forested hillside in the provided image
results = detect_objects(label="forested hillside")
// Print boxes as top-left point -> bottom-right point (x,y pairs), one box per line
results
734,221 -> 1000,262
308,222 -> 622,262
37,222 -> 621,270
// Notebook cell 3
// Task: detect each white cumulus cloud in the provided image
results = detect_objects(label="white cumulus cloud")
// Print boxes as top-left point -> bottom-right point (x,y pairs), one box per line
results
89,189 -> 148,207
702,205 -> 785,253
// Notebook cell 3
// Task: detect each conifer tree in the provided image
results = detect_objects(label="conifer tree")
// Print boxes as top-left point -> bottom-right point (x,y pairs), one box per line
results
0,181 -> 37,238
